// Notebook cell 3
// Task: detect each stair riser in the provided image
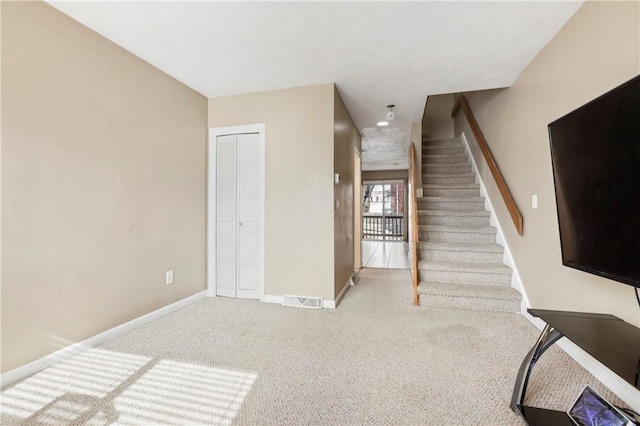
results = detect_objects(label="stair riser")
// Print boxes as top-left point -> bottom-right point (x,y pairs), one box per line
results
419,249 -> 503,263
423,147 -> 465,156
423,188 -> 480,198
422,155 -> 469,164
419,230 -> 495,243
418,200 -> 485,211
419,294 -> 520,313
419,214 -> 490,227
423,164 -> 472,174
423,175 -> 476,185
419,269 -> 511,286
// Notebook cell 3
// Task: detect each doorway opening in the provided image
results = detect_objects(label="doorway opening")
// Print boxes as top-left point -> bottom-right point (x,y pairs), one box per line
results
362,181 -> 405,241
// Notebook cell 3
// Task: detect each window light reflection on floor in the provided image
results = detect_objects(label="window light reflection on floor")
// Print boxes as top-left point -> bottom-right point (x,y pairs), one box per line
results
0,348 -> 257,425
115,360 -> 257,425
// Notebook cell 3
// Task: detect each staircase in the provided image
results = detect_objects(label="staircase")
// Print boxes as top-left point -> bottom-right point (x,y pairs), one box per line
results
417,137 -> 521,313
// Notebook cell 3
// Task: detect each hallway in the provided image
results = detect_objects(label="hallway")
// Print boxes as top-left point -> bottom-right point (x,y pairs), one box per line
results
361,240 -> 410,269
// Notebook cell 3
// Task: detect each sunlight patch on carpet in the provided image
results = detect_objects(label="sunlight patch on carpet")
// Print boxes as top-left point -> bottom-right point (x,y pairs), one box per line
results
0,348 -> 257,425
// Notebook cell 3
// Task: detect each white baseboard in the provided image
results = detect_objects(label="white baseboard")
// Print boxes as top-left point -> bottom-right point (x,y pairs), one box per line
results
263,294 -> 284,305
521,311 -> 640,412
325,277 -> 352,309
1,291 -> 207,388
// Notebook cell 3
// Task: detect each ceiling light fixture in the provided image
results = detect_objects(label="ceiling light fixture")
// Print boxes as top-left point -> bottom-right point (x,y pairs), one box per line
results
377,104 -> 395,127
385,104 -> 396,121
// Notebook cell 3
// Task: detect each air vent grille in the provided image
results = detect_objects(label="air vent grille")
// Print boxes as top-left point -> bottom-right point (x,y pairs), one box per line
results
282,295 -> 323,309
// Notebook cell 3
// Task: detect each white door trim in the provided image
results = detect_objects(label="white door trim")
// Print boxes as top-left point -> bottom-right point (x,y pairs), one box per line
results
208,124 -> 265,300
354,147 -> 362,271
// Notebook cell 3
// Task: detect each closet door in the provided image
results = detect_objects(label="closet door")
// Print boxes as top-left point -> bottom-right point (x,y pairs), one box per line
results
236,133 -> 261,299
215,135 -> 237,298
214,131 -> 263,300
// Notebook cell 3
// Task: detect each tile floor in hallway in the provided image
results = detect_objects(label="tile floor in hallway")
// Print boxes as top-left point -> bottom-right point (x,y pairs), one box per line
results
361,240 -> 410,269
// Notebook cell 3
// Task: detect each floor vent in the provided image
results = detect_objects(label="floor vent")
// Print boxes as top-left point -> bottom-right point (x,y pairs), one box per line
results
282,295 -> 323,309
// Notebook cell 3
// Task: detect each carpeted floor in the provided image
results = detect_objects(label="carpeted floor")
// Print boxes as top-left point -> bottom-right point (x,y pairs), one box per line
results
0,268 -> 625,425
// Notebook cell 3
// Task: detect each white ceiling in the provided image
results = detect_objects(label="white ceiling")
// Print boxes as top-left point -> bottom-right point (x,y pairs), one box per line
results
47,1 -> 582,171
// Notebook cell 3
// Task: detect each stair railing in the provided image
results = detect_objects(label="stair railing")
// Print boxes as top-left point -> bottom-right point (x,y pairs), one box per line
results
452,95 -> 524,235
409,142 -> 420,305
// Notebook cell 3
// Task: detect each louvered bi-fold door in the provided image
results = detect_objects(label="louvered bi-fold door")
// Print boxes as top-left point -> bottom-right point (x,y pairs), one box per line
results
216,135 -> 237,298
236,133 -> 261,299
215,133 -> 263,300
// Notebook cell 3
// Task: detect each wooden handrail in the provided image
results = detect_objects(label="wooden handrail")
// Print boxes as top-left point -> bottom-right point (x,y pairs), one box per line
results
452,95 -> 524,236
408,142 -> 420,305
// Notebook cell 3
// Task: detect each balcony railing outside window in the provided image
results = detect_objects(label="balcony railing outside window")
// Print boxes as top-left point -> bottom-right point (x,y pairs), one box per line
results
362,214 -> 404,240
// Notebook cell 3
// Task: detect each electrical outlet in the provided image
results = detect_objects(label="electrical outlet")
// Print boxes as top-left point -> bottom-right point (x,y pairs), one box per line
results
166,270 -> 174,285
532,194 -> 538,209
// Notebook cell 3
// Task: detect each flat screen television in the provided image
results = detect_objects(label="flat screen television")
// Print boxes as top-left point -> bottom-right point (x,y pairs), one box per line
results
548,75 -> 640,289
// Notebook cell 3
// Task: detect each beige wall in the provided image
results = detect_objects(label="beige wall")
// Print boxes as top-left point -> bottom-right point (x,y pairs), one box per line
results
1,2 -> 208,372
422,94 -> 454,140
333,86 -> 361,298
208,84 -> 336,300
455,1 -> 640,326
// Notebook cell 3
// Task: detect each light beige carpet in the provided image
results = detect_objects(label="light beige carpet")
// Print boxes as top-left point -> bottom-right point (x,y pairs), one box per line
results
0,268 -> 626,425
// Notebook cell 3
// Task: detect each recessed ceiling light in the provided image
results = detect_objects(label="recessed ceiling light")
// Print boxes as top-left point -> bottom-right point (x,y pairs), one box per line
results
377,121 -> 389,126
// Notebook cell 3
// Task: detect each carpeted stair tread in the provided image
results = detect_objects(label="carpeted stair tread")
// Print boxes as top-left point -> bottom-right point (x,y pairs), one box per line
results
419,281 -> 521,301
423,161 -> 470,166
423,154 -> 469,162
418,196 -> 484,203
422,154 -> 465,159
422,146 -> 464,154
418,209 -> 489,217
422,173 -> 476,179
418,260 -> 512,275
422,172 -> 476,179
423,185 -> 481,198
422,174 -> 477,185
423,183 -> 480,190
422,138 -> 461,143
423,173 -> 475,178
422,140 -> 463,147
418,241 -> 503,253
422,163 -> 470,170
418,241 -> 504,263
422,151 -> 469,156
418,224 -> 496,234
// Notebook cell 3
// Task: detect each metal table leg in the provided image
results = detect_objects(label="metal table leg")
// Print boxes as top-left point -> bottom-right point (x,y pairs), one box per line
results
511,324 -> 564,414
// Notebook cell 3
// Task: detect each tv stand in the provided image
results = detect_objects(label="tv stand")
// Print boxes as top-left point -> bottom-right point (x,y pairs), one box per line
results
511,309 -> 640,425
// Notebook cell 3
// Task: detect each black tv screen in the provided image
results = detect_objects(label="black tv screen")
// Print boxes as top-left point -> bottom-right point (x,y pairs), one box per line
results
548,75 -> 640,289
